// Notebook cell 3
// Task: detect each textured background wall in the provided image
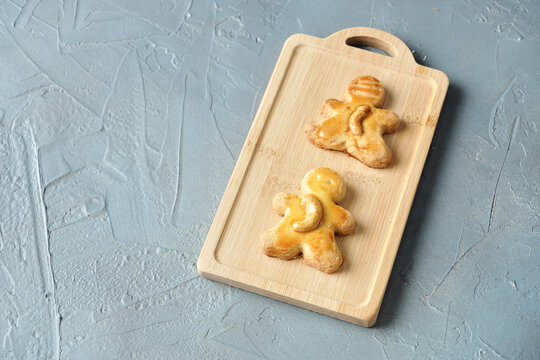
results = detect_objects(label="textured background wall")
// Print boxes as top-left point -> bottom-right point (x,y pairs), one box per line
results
0,0 -> 538,359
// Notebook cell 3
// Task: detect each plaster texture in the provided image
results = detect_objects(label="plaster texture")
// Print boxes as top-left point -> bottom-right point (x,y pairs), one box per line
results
0,0 -> 538,359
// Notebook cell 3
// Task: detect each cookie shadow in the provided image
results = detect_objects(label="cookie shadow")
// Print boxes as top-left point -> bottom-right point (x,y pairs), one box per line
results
374,83 -> 463,327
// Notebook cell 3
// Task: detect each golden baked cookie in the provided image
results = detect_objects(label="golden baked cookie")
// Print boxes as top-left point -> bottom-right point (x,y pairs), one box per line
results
305,76 -> 399,168
261,168 -> 354,274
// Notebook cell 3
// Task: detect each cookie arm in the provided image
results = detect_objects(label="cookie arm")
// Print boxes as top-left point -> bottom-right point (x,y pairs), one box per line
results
272,192 -> 296,216
320,98 -> 344,117
334,206 -> 355,235
372,109 -> 399,134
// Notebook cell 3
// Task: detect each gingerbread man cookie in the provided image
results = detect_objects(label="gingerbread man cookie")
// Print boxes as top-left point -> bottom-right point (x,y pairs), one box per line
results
261,168 -> 354,274
305,76 -> 399,168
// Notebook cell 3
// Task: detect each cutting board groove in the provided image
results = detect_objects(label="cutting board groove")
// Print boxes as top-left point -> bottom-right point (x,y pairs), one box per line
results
198,27 -> 448,327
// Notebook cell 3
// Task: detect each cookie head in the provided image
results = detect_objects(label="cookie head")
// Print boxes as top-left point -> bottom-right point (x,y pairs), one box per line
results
346,75 -> 385,107
301,168 -> 346,203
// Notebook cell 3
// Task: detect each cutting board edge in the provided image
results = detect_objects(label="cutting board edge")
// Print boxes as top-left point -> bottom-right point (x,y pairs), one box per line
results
197,257 -> 379,327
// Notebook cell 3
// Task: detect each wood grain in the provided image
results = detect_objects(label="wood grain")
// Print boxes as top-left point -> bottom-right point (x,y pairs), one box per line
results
197,27 -> 449,327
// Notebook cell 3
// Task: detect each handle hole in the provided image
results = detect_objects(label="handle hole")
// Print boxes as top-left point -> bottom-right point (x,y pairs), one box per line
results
345,36 -> 395,57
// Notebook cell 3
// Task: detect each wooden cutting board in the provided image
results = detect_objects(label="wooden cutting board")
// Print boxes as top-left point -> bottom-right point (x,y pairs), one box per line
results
197,27 -> 448,327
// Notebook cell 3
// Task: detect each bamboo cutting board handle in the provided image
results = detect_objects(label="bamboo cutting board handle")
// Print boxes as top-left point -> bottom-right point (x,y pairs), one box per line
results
323,27 -> 417,69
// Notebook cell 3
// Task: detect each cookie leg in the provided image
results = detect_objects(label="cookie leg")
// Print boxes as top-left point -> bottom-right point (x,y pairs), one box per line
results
302,241 -> 343,274
261,230 -> 302,260
347,136 -> 392,168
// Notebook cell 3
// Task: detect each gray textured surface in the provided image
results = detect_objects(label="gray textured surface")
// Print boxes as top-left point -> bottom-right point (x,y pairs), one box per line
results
0,0 -> 538,359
